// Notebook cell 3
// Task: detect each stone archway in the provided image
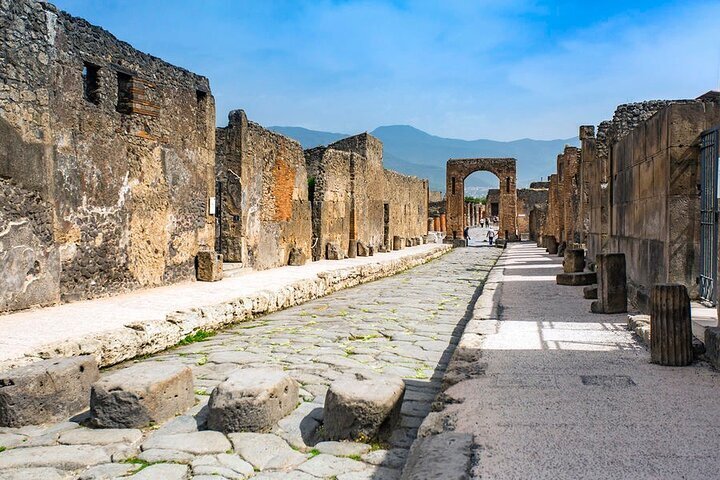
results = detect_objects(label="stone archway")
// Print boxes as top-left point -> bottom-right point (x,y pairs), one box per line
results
446,158 -> 518,241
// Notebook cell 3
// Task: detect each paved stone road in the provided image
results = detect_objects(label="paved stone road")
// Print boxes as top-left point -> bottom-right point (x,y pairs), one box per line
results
0,247 -> 500,480
432,243 -> 720,480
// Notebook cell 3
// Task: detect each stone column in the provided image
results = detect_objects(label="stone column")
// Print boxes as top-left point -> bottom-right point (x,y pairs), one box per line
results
650,284 -> 693,366
562,249 -> 585,273
440,214 -> 447,234
433,216 -> 440,232
427,218 -> 433,233
590,253 -> 627,314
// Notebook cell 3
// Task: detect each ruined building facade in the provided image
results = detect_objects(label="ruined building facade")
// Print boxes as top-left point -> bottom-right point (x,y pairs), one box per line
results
0,1 -> 432,315
215,110 -> 312,270
1,0 -> 216,313
542,96 -> 720,312
305,134 -> 429,260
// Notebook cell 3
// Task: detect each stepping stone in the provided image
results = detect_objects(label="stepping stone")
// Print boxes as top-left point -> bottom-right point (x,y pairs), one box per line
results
324,373 -> 405,441
229,432 -> 306,471
207,367 -> 298,433
90,363 -> 194,428
556,271 -> 596,286
141,431 -> 231,455
0,356 -> 99,427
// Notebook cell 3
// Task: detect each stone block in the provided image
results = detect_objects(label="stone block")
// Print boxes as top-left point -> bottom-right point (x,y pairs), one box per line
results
557,241 -> 567,256
324,373 -> 405,442
563,249 -> 585,273
650,284 -> 693,366
591,253 -> 627,314
207,367 -> 299,433
326,243 -> 342,260
347,239 -> 357,258
90,363 -> 194,428
288,247 -> 307,266
556,272 -> 596,286
393,236 -> 403,251
197,251 -> 223,282
583,286 -> 598,299
451,238 -> 467,247
0,356 -> 99,427
357,241 -> 368,257
703,327 -> 720,369
368,245 -> 375,256
544,236 -> 558,254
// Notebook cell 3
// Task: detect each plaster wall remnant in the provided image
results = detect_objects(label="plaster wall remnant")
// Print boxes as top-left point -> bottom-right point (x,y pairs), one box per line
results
0,0 -> 216,313
215,110 -> 312,270
305,133 -> 428,260
445,158 -> 518,241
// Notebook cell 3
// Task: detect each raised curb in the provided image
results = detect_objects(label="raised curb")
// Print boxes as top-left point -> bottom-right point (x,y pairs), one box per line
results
1,244 -> 451,371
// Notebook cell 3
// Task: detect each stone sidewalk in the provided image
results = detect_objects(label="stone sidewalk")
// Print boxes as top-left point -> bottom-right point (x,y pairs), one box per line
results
0,243 -> 450,371
411,242 -> 720,480
0,246 -> 501,479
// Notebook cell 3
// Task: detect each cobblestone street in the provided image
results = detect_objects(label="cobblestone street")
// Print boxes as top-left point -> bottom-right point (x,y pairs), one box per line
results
0,247 -> 501,480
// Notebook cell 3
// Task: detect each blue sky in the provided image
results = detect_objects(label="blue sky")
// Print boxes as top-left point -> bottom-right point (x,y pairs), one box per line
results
53,0 -> 720,141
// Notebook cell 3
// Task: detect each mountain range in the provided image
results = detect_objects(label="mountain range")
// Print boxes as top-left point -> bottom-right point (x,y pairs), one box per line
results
269,125 -> 579,194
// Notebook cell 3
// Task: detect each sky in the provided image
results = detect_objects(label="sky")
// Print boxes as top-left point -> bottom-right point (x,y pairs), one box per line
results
52,0 -> 720,141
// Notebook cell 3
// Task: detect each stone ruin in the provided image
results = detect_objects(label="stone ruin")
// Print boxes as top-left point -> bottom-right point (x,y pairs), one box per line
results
0,0 -> 432,315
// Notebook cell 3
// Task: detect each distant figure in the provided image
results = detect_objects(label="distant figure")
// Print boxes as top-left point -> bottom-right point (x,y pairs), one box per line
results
487,228 -> 496,246
463,226 -> 469,240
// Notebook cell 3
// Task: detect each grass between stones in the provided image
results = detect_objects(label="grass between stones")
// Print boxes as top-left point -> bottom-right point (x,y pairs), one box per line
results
122,457 -> 153,473
0,446 -> 5,453
177,330 -> 216,346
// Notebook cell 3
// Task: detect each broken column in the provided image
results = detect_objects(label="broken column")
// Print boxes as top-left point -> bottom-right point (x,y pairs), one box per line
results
90,363 -> 195,428
197,251 -> 223,282
590,253 -> 627,314
0,356 -> 99,427
393,236 -> 404,250
650,284 -> 693,366
324,373 -> 405,442
207,367 -> 298,433
327,242 -> 342,260
288,247 -> 307,266
563,249 -> 585,273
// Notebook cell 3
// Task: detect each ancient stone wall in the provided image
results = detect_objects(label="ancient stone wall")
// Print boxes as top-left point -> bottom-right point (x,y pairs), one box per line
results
546,174 -> 561,242
0,0 -> 216,312
559,146 -> 582,244
216,111 -> 312,269
517,188 -> 549,240
606,101 -> 720,310
306,133 -> 428,259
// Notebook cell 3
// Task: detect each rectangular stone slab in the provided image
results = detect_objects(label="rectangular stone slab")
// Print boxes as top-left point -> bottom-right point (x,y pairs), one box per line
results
556,272 -> 597,286
0,356 -> 99,427
90,363 -> 194,428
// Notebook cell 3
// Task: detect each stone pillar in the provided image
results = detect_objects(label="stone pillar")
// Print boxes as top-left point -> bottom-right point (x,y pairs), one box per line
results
433,216 -> 441,232
650,284 -> 693,366
562,249 -> 585,273
197,251 -> 223,282
393,236 -> 403,250
427,218 -> 433,233
591,253 -> 627,314
347,239 -> 357,258
440,214 -> 447,234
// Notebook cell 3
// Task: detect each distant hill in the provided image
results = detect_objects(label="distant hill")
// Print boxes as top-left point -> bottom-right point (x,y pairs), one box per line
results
269,124 -> 578,193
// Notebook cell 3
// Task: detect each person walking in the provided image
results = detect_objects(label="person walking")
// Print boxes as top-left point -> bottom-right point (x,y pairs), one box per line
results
487,228 -> 496,246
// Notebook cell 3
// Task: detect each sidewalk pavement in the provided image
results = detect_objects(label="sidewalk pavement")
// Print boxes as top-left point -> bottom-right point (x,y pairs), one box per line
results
0,243 -> 450,371
407,242 -> 720,480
